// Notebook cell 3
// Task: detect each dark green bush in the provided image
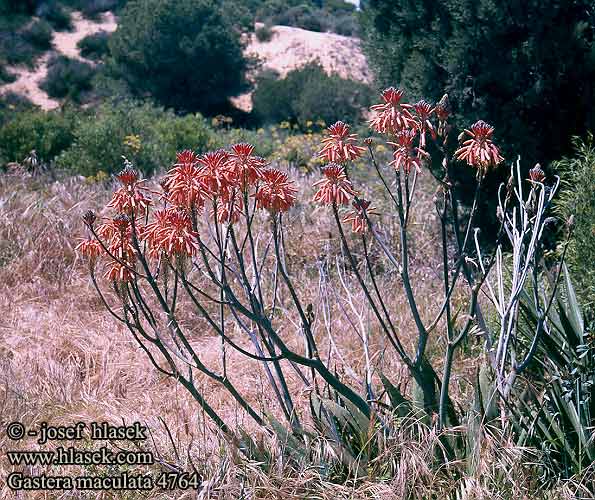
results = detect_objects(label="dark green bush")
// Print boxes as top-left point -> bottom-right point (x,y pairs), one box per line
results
38,2 -> 72,31
81,0 -> 121,17
109,0 -> 248,115
254,0 -> 358,34
0,64 -> 16,84
23,19 -> 53,50
0,0 -> 39,15
0,32 -> 40,66
255,24 -> 274,42
56,100 -> 215,176
40,55 -> 95,102
275,5 -> 323,31
553,136 -> 595,326
0,108 -> 76,166
77,31 -> 110,60
332,13 -> 359,36
252,63 -> 372,128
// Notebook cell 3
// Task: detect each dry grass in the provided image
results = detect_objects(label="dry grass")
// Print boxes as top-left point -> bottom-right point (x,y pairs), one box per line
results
0,169 -> 591,499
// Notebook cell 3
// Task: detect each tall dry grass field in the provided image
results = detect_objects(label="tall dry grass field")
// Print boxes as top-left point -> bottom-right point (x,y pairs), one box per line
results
0,165 -> 591,499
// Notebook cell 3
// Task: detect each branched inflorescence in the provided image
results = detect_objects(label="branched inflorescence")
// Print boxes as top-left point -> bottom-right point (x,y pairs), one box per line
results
76,86 -> 566,472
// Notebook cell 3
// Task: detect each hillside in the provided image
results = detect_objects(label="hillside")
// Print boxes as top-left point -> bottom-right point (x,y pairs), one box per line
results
0,12 -> 371,112
1,11 -> 117,110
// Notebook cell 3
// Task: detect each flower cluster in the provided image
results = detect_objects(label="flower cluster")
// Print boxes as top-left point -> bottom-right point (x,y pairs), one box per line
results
311,87 -> 504,233
142,208 -> 198,259
454,120 -> 504,172
77,143 -> 298,283
343,199 -> 377,234
106,164 -> 152,215
256,169 -> 298,213
318,121 -> 366,164
313,163 -> 355,206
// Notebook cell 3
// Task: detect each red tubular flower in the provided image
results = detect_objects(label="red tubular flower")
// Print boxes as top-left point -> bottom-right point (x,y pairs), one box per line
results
75,238 -> 103,266
163,150 -> 206,210
116,165 -> 139,186
313,163 -> 356,206
154,210 -> 199,257
412,100 -> 436,148
369,87 -> 416,134
198,149 -> 233,197
213,194 -> 243,224
141,209 -> 172,258
388,129 -> 428,175
318,121 -> 366,163
255,168 -> 297,213
343,198 -> 377,233
529,164 -> 545,183
390,148 -> 427,175
107,165 -> 152,216
455,120 -> 504,171
176,149 -> 199,167
227,143 -> 266,187
105,262 -> 134,283
101,219 -> 136,283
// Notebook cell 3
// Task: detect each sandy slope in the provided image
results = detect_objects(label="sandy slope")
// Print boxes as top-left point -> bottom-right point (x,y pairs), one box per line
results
247,24 -> 371,82
1,14 -> 370,112
232,24 -> 372,111
0,11 -> 117,110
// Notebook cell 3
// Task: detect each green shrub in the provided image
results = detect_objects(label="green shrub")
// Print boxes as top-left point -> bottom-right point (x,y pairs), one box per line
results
109,0 -> 248,114
0,0 -> 38,15
0,108 -> 76,166
255,24 -> 274,42
254,0 -> 358,35
0,64 -> 16,84
275,5 -> 323,31
0,32 -> 40,66
77,31 -> 110,60
81,0 -> 120,17
56,100 -> 215,177
553,136 -> 595,326
38,2 -> 72,31
23,19 -> 53,50
252,63 -> 372,128
40,55 -> 95,102
0,92 -> 34,126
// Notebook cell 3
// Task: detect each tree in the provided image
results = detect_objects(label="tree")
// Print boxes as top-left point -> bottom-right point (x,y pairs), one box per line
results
109,0 -> 249,114
360,0 -> 595,168
252,63 -> 372,127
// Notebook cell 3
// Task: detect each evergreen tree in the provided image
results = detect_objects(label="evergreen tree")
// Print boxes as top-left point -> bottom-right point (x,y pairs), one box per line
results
109,0 -> 249,115
360,0 -> 595,167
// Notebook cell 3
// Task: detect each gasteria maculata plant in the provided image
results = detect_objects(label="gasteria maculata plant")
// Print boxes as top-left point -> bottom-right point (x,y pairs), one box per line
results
77,88 -> 589,479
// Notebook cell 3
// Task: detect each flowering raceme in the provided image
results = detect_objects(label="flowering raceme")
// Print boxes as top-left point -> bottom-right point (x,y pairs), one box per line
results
99,214 -> 137,283
343,199 -> 377,233
412,100 -> 436,148
388,129 -> 428,175
318,121 -> 366,163
153,209 -> 199,258
369,87 -> 416,135
107,165 -> 152,216
75,238 -> 103,267
227,143 -> 267,187
163,150 -> 206,210
198,149 -> 234,199
255,168 -> 297,213
455,120 -> 504,171
313,163 -> 356,206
